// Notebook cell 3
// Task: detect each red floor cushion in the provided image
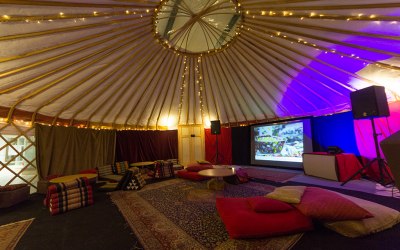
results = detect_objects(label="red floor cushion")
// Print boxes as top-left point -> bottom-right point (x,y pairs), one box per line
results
216,197 -> 313,239
185,163 -> 213,172
177,170 -> 210,181
295,187 -> 373,221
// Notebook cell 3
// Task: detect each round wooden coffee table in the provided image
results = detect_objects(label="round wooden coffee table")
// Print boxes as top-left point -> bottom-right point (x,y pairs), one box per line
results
198,168 -> 236,190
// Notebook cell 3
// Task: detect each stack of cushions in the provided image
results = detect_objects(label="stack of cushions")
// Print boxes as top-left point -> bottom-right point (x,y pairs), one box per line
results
166,159 -> 184,172
121,171 -> 146,190
45,177 -> 93,215
114,161 -> 129,175
217,185 -> 400,239
0,184 -> 30,208
176,162 -> 213,181
151,160 -> 174,179
265,186 -> 400,237
97,161 -> 129,182
216,196 -> 314,239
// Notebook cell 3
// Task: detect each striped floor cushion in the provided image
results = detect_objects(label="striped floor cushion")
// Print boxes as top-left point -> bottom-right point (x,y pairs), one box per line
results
97,164 -> 113,177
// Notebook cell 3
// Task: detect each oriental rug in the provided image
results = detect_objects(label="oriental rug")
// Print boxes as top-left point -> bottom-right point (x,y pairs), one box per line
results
110,178 -> 303,250
0,218 -> 34,250
244,168 -> 300,183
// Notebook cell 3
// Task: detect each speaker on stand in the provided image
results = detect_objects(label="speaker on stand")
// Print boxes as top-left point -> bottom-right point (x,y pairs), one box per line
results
211,120 -> 221,164
341,85 -> 392,186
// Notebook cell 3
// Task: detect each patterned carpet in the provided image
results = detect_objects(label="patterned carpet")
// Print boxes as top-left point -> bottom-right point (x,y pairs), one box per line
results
110,179 -> 304,249
0,218 -> 34,249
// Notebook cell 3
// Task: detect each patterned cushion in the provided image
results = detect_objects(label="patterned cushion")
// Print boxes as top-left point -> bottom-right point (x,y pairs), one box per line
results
97,165 -> 113,177
114,161 -> 128,175
124,173 -> 146,190
0,184 -> 28,192
154,161 -> 174,179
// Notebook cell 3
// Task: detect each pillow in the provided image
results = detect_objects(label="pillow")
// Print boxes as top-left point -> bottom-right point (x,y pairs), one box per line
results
294,187 -> 373,221
0,184 -> 27,192
247,196 -> 293,213
79,168 -> 97,174
197,160 -> 211,164
265,186 -> 306,204
324,193 -> 400,237
114,161 -> 128,175
97,164 -> 113,177
216,197 -> 313,239
185,163 -> 213,172
124,173 -> 146,190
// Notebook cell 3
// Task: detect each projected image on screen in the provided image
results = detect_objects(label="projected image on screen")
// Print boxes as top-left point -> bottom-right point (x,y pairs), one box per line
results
254,122 -> 303,162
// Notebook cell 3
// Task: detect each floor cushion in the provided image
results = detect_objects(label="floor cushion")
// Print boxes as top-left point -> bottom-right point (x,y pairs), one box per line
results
0,184 -> 30,208
177,170 -> 210,181
185,163 -> 214,172
295,187 -> 373,221
216,197 -> 313,239
324,193 -> 400,237
265,186 -> 307,204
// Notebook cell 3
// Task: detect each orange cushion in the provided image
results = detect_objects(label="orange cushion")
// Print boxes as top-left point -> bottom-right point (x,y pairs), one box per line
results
295,187 -> 373,221
247,196 -> 293,213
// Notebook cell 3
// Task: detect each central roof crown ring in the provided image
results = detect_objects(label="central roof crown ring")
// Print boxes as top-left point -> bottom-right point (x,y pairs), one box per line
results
154,0 -> 243,55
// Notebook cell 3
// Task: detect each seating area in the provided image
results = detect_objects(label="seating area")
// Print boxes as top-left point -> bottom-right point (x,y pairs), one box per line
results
216,185 -> 400,239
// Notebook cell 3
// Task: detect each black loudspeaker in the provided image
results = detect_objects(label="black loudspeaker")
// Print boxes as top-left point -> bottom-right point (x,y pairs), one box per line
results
381,130 -> 400,186
350,85 -> 390,119
210,120 -> 221,135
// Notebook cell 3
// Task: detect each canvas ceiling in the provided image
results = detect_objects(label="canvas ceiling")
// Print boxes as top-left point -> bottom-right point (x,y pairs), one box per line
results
0,0 -> 399,130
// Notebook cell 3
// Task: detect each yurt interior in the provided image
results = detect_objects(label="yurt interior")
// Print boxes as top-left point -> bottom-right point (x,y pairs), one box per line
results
1,0 -> 400,249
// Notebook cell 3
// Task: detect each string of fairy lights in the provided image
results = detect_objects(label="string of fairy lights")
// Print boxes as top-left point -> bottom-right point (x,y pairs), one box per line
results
0,9 -> 153,24
0,0 -> 399,129
177,56 -> 188,125
195,55 -> 207,124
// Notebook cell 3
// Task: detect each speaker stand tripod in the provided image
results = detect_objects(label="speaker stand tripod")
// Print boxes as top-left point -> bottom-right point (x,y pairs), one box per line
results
341,118 -> 393,186
215,134 -> 219,165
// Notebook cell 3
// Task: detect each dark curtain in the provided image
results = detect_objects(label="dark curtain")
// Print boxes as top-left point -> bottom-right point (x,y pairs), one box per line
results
36,124 -> 116,179
115,130 -> 178,162
205,128 -> 232,165
311,112 -> 360,155
231,126 -> 250,165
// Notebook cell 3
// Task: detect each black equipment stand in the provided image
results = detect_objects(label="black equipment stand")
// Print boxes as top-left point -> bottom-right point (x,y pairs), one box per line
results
341,118 -> 393,186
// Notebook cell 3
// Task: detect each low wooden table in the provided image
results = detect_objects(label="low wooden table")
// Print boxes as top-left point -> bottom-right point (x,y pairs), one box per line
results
49,174 -> 98,184
130,161 -> 154,173
198,168 -> 236,190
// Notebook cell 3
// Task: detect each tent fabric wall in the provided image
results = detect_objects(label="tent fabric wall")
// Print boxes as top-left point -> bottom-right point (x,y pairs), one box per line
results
115,130 -> 178,163
231,126 -> 251,165
205,128 -> 232,165
35,124 -> 116,179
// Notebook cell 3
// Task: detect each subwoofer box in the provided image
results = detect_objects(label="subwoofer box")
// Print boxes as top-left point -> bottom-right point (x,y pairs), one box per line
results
302,153 -> 339,181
